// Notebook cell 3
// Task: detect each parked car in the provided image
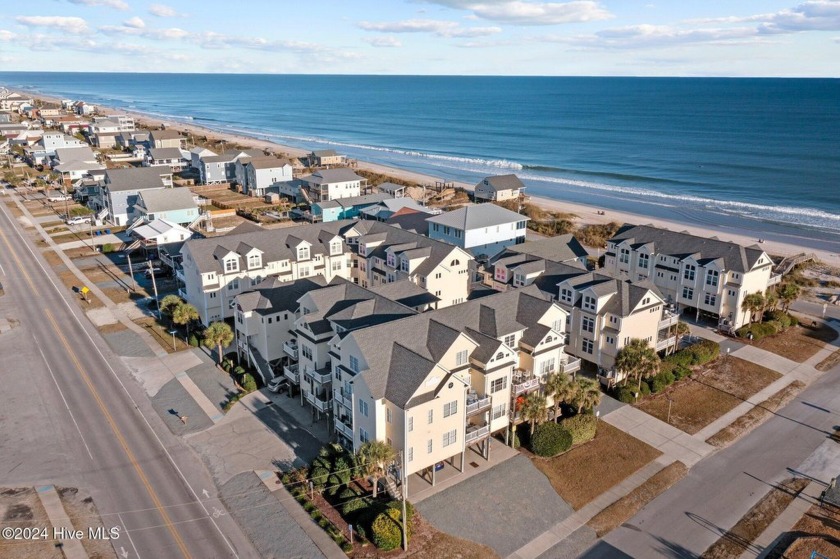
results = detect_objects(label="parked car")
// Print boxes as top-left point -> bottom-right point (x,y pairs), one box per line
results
267,377 -> 289,394
47,193 -> 71,202
66,216 -> 92,225
143,267 -> 168,279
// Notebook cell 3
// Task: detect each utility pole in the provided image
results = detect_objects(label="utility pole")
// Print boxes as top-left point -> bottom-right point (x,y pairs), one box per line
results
127,255 -> 136,291
148,261 -> 160,319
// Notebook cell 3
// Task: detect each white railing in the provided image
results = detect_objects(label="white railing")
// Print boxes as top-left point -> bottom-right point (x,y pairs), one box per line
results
659,312 -> 680,330
466,396 -> 491,415
512,377 -> 540,395
335,421 -> 353,439
305,391 -> 330,412
656,336 -> 677,352
283,340 -> 298,360
768,274 -> 782,286
284,363 -> 299,384
465,425 -> 490,444
334,388 -> 352,409
305,366 -> 332,385
560,357 -> 581,375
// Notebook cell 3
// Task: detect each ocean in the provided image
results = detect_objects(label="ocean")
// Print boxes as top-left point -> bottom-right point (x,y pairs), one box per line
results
3,73 -> 839,249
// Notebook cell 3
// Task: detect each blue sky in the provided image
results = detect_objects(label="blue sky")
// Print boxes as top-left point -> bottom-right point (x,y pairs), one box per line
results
0,0 -> 838,76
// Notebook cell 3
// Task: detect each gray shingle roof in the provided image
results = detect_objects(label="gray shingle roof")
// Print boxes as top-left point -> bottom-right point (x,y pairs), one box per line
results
149,147 -> 184,160
312,149 -> 339,157
248,157 -> 291,170
475,174 -> 526,192
304,168 -> 363,184
236,277 -> 329,314
104,167 -> 167,192
138,187 -> 197,213
508,234 -> 589,262
426,204 -> 527,230
149,129 -> 183,141
610,224 -> 766,273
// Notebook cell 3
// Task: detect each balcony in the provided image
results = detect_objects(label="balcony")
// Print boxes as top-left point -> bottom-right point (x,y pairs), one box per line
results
656,335 -> 677,352
466,393 -> 492,416
334,388 -> 352,409
283,339 -> 299,360
768,273 -> 782,286
305,391 -> 330,413
305,365 -> 332,385
175,268 -> 185,283
465,424 -> 490,444
512,370 -> 541,396
559,357 -> 581,375
283,363 -> 299,384
658,311 -> 680,330
335,420 -> 353,440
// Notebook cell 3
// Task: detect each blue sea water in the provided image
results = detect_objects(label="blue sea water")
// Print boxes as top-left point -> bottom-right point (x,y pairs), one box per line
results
3,73 -> 839,248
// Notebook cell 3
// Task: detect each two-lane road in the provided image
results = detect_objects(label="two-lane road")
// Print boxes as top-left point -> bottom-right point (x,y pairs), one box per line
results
0,197 -> 257,558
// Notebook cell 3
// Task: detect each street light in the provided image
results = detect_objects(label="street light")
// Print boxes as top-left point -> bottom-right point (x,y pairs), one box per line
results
168,329 -> 177,350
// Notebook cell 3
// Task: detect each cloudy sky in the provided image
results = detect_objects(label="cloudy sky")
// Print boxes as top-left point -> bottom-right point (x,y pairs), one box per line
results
0,0 -> 838,76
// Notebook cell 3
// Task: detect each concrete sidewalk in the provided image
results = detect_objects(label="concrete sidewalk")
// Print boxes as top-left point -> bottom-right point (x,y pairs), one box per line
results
36,485 -> 89,559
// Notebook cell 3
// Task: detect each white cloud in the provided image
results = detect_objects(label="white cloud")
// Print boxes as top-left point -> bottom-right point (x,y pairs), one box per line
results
358,19 -> 501,38
364,36 -> 402,47
98,24 -> 189,39
67,0 -> 129,10
148,3 -> 179,17
425,1 -> 612,25
16,16 -> 89,34
123,16 -> 145,29
0,30 -> 16,42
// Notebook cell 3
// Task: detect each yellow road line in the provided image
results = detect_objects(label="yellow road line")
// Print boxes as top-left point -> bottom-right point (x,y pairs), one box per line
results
0,217 -> 193,559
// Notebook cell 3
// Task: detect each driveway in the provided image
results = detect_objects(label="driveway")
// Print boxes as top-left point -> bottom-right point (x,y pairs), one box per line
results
417,454 -> 574,557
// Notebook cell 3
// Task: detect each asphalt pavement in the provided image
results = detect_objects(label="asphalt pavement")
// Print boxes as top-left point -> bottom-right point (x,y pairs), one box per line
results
0,198 -> 259,559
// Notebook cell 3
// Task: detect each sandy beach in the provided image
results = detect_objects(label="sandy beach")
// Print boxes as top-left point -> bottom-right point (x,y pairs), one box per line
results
21,89 -> 840,268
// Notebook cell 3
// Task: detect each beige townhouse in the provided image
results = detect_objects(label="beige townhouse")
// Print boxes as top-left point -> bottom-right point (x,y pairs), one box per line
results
604,224 -> 776,331
481,234 -> 589,291
179,221 -> 355,325
342,221 -> 474,308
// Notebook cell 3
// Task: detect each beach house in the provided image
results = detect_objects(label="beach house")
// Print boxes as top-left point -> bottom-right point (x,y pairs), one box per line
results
309,149 -> 346,167
302,168 -> 366,202
145,147 -> 189,172
135,187 -> 199,226
190,147 -> 216,170
473,174 -> 526,203
427,204 -> 528,258
311,193 -> 394,222
483,234 -> 589,289
52,146 -> 105,183
179,221 -> 355,324
149,129 -> 185,150
242,157 -> 294,197
101,167 -> 169,226
200,150 -> 262,185
604,224 -> 775,331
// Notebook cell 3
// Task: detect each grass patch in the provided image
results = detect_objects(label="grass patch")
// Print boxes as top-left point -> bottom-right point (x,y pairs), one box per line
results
41,249 -> 64,268
700,477 -> 809,559
706,380 -> 806,447
97,322 -> 128,335
134,316 -> 192,353
530,422 -> 661,510
102,286 -> 150,305
587,461 -> 688,537
404,518 -> 500,559
816,348 -> 840,372
636,356 -> 781,435
749,323 -> 838,363
766,500 -> 840,559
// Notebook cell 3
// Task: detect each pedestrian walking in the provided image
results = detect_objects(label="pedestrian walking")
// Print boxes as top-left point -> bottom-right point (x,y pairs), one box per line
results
180,415 -> 188,425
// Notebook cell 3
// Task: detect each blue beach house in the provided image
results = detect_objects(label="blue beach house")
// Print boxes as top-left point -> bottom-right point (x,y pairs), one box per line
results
312,192 -> 393,222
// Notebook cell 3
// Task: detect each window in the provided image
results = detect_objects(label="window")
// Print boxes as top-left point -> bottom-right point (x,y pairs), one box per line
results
638,253 -> 649,269
504,334 -> 516,348
492,403 -> 507,420
427,439 -> 433,454
427,409 -> 433,424
456,349 -> 468,366
297,245 -> 309,260
443,401 -> 458,418
358,400 -> 368,417
299,266 -> 310,277
301,345 -> 312,360
247,253 -> 261,269
704,293 -> 717,306
491,377 -> 507,393
443,226 -> 450,235
224,258 -> 238,273
330,240 -> 341,255
331,261 -> 341,271
583,296 -> 596,312
560,288 -> 573,303
684,264 -> 696,281
582,338 -> 594,354
401,259 -> 409,272
435,272 -> 442,279
606,336 -> 615,345
359,428 -> 369,443
540,358 -> 556,374
349,355 -> 359,373
442,429 -> 457,447
228,278 -> 239,291
682,287 -> 694,301
516,221 -> 526,230
495,351 -> 505,361
387,253 -> 395,267
706,270 -> 719,287
386,407 -> 392,423
408,417 -> 413,432
209,292 -> 217,299
582,316 -> 594,333
450,259 -> 460,267
408,447 -> 413,462
619,248 -> 630,264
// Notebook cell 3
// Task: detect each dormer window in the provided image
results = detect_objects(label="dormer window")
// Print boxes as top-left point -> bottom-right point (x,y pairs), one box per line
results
560,288 -> 573,304
247,253 -> 261,269
684,264 -> 696,281
298,245 -> 309,260
387,253 -> 395,268
401,258 -> 409,272
638,253 -> 649,269
619,248 -> 630,264
224,258 -> 238,273
330,240 -> 342,255
583,296 -> 596,312
706,270 -> 719,287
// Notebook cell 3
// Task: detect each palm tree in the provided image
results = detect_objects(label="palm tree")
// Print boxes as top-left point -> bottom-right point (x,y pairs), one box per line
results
573,378 -> 602,414
543,372 -> 577,421
674,321 -> 691,348
172,302 -> 199,338
778,283 -> 800,312
764,291 -> 779,313
159,294 -> 183,323
356,440 -> 395,498
202,321 -> 234,364
520,392 -> 548,436
615,338 -> 661,391
741,292 -> 765,324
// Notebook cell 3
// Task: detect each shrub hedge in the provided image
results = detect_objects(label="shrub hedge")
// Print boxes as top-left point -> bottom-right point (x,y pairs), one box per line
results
531,422 -> 573,457
560,414 -> 597,445
240,373 -> 257,393
372,508 -> 409,551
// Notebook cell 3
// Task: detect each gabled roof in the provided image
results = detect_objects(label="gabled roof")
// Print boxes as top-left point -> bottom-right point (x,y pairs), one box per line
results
507,234 -> 589,262
476,174 -> 526,192
610,224 -> 766,273
305,168 -> 363,185
426,203 -> 527,230
131,218 -> 191,241
54,146 -> 97,164
312,149 -> 339,157
104,167 -> 167,192
386,208 -> 431,235
138,188 -> 196,213
149,129 -> 183,141
377,182 -> 406,194
149,147 -> 184,160
236,276 -> 328,314
248,157 -> 291,170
